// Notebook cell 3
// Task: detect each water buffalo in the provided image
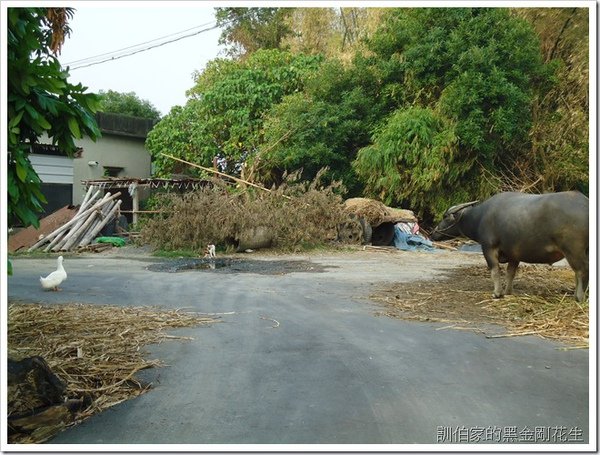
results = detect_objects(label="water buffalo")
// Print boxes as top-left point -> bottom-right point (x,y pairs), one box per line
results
431,191 -> 589,301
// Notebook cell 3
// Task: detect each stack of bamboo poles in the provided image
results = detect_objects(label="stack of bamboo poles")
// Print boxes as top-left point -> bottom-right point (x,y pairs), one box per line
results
28,186 -> 123,253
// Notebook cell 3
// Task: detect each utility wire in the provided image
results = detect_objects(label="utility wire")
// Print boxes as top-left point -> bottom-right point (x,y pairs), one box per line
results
65,20 -> 217,67
68,22 -> 220,70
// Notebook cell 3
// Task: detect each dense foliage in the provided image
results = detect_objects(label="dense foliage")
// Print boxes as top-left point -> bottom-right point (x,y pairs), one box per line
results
146,50 -> 322,177
98,89 -> 161,121
7,7 -> 101,228
354,8 -> 554,216
215,7 -> 292,57
147,6 -> 589,221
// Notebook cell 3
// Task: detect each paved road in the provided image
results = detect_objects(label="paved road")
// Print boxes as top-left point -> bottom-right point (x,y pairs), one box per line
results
7,250 -> 590,446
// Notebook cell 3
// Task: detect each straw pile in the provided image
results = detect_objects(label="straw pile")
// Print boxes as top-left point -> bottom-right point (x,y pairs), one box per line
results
7,302 -> 216,443
344,198 -> 416,227
27,186 -> 122,253
372,264 -> 588,347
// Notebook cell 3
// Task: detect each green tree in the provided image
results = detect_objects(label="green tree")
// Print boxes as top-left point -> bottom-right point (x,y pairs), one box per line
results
251,59 -> 375,194
8,7 -> 101,229
98,89 -> 161,120
215,7 -> 293,57
353,8 -> 552,219
514,8 -> 589,193
353,107 -> 484,217
146,50 -> 322,177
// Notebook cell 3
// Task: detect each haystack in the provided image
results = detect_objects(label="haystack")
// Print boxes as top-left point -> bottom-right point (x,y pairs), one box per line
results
344,198 -> 416,227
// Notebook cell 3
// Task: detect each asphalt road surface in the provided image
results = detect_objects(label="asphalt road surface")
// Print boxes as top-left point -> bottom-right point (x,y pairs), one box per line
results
7,249 -> 590,447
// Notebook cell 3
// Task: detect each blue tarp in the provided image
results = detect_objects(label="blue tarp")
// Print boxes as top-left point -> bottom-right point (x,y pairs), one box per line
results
393,226 -> 434,251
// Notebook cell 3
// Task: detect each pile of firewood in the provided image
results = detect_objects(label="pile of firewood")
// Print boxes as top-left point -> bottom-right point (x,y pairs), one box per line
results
28,186 -> 122,253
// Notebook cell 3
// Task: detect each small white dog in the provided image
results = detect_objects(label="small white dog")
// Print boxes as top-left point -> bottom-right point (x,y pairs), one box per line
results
204,244 -> 216,259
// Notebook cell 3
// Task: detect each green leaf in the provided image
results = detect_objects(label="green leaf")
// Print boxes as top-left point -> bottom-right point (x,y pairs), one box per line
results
68,117 -> 81,138
7,178 -> 20,200
15,161 -> 27,182
8,110 -> 24,128
36,115 -> 51,130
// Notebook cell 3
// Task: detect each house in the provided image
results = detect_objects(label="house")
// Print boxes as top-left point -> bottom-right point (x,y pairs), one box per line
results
29,112 -> 156,218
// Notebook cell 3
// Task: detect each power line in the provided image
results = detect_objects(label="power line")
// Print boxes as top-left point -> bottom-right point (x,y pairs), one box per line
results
68,22 -> 220,70
65,20 -> 217,67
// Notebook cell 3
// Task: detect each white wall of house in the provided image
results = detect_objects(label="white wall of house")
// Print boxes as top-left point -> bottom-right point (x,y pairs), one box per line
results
72,134 -> 152,204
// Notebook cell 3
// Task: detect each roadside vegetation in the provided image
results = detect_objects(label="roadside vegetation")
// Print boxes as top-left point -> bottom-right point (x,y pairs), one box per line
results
147,7 -> 589,223
141,172 -> 348,253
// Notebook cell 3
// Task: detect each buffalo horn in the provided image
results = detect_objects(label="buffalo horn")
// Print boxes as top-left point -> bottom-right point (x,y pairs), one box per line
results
445,200 -> 479,215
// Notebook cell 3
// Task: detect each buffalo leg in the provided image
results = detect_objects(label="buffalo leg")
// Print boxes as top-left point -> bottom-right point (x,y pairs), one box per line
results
483,248 -> 503,298
504,261 -> 519,295
564,251 -> 589,302
572,267 -> 588,302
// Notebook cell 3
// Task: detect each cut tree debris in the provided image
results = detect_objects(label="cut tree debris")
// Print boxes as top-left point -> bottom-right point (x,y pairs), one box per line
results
27,186 -> 123,253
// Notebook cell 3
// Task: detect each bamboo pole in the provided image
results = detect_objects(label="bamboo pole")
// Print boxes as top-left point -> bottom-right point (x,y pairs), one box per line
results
131,183 -> 139,225
53,191 -> 104,251
53,209 -> 100,252
160,153 -> 291,200
41,189 -> 99,253
59,199 -> 115,252
44,193 -> 111,252
78,200 -> 122,248
76,200 -> 115,247
79,185 -> 95,209
28,192 -> 122,252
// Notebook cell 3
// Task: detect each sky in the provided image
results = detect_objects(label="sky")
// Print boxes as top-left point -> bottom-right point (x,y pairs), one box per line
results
59,5 -> 226,116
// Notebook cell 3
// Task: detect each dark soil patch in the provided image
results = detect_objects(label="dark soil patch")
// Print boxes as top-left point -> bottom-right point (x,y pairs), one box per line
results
146,258 -> 332,275
372,264 -> 588,345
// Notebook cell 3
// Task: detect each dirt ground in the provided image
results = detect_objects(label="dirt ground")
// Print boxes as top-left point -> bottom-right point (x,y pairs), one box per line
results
371,263 -> 589,346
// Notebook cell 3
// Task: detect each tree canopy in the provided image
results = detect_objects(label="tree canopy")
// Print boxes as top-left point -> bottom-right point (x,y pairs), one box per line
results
98,89 -> 161,121
354,8 -> 554,215
147,6 -> 589,221
146,49 -> 322,177
215,7 -> 293,57
8,7 -> 101,228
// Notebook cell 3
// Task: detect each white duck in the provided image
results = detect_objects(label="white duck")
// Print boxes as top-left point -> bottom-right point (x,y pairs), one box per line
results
40,256 -> 67,291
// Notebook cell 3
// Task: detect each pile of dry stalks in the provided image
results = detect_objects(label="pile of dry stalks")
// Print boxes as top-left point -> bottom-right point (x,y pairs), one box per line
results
7,303 -> 216,443
141,173 -> 348,252
372,264 -> 588,347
